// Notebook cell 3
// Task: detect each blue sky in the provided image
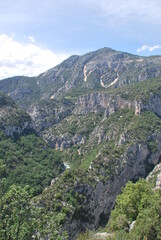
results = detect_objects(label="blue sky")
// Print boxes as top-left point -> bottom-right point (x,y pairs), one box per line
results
1,0 -> 161,79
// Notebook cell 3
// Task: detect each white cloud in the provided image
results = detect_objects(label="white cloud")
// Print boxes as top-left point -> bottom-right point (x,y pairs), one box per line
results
28,36 -> 36,43
0,34 -> 69,80
137,44 -> 161,53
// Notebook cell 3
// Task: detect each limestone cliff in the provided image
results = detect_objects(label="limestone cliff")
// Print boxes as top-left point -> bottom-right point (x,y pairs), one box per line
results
41,90 -> 161,150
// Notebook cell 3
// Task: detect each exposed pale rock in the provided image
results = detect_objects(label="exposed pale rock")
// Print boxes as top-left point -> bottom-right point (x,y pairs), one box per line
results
3,121 -> 32,137
63,139 -> 161,239
146,162 -> 161,189
129,221 -> 136,231
43,132 -> 85,150
94,232 -> 114,239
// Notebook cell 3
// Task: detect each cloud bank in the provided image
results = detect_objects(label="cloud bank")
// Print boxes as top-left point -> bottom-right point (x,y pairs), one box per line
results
137,44 -> 161,53
0,34 -> 69,80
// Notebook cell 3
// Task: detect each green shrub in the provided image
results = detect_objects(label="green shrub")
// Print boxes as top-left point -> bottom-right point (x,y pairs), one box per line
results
107,180 -> 161,240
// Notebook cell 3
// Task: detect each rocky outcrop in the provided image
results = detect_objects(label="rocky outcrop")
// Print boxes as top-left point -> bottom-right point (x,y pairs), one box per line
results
40,92 -> 161,150
74,93 -> 131,115
43,130 -> 85,150
74,92 -> 161,117
146,162 -> 161,189
28,104 -> 56,133
93,232 -> 114,239
136,93 -> 161,117
1,121 -> 32,137
63,137 -> 161,239
28,99 -> 74,133
156,172 -> 161,189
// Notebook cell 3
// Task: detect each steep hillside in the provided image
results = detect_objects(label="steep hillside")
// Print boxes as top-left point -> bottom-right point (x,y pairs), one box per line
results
0,93 -> 64,195
30,78 -> 161,239
78,172 -> 161,240
33,105 -> 161,239
42,77 -> 161,152
0,48 -> 161,239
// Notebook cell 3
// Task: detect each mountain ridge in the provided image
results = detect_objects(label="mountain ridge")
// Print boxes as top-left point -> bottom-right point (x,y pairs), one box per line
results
1,47 -> 161,104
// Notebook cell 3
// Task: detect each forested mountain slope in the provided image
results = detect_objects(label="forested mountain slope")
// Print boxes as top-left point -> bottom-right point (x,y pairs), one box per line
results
0,48 -> 161,239
0,93 -> 64,195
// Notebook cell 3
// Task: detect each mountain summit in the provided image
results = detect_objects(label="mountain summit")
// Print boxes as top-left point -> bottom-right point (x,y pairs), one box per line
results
1,47 -> 161,103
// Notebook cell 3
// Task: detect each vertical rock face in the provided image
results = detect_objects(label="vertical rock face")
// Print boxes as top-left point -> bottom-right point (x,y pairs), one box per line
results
74,92 -> 161,118
2,121 -> 32,137
73,93 -> 161,116
143,93 -> 161,117
39,92 -> 161,151
63,139 -> 161,240
156,172 -> 161,189
135,101 -> 141,115
43,131 -> 85,150
146,162 -> 161,189
73,93 -> 131,115
27,99 -> 74,133
134,93 -> 161,117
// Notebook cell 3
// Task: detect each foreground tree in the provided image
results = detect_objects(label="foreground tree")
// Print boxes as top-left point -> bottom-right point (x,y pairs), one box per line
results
0,185 -> 34,240
107,179 -> 161,240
